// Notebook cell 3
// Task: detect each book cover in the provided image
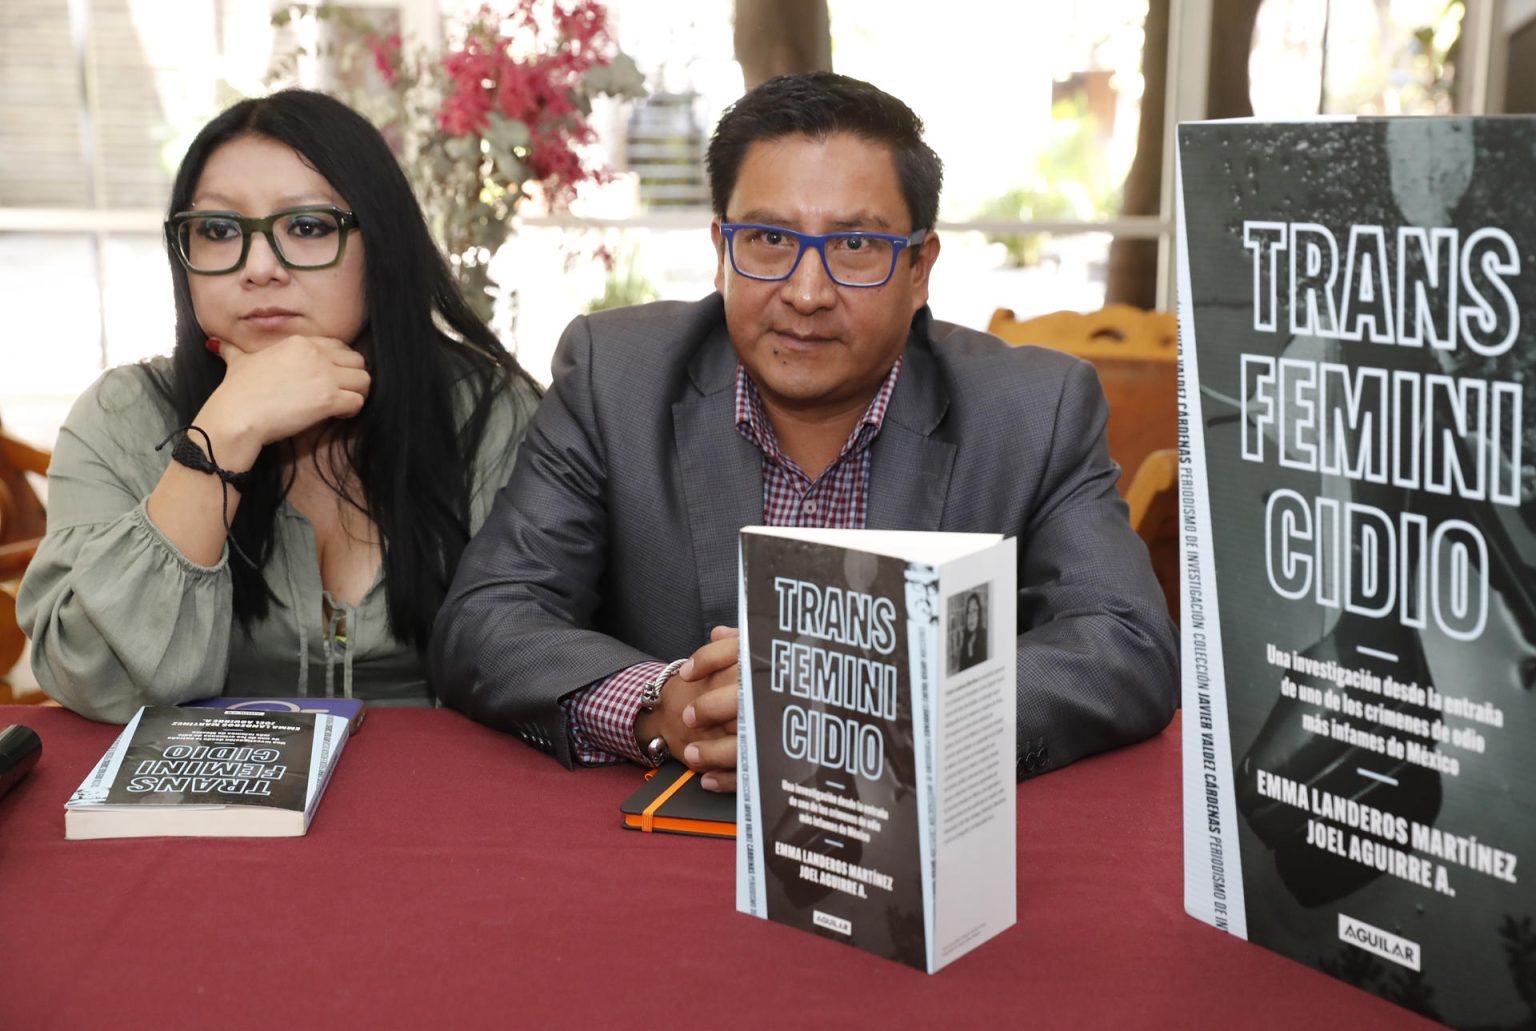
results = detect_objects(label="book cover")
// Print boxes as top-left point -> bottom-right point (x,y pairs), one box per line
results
181,695 -> 367,733
619,759 -> 736,838
736,527 -> 1016,973
65,705 -> 348,839
1177,117 -> 1535,1028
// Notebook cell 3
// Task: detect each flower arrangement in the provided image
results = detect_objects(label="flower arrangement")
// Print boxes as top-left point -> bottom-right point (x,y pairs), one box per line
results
271,1 -> 646,321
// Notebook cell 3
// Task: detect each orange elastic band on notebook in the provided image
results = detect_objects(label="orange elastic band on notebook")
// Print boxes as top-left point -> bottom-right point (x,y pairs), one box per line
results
640,768 -> 695,832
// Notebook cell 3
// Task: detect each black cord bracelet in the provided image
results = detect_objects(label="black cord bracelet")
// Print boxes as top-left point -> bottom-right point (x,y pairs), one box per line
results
154,424 -> 257,567
166,432 -> 254,493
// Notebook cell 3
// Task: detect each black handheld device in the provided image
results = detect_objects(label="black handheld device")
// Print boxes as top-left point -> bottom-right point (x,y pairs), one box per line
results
0,724 -> 42,801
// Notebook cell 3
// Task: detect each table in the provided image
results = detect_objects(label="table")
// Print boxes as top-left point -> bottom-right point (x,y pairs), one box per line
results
0,707 -> 1438,1030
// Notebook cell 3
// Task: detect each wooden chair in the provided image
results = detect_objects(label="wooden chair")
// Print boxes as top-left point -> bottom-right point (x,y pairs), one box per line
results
1124,448 -> 1179,622
987,304 -> 1178,496
988,305 -> 1180,620
1,423 -> 51,695
987,303 -> 1177,361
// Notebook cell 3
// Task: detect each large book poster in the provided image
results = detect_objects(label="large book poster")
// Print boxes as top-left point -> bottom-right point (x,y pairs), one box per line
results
1178,118 -> 1535,1028
740,533 -> 927,969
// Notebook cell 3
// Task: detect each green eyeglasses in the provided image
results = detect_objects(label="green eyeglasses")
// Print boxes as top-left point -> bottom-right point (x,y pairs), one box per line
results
166,205 -> 361,275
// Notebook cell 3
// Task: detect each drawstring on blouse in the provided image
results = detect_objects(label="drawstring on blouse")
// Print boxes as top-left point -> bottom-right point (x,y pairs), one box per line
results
281,522 -> 356,699
286,555 -> 310,695
321,598 -> 355,699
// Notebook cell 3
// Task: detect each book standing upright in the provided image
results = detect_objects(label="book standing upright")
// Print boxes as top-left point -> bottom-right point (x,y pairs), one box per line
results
736,526 -> 1016,973
1178,116 -> 1536,1028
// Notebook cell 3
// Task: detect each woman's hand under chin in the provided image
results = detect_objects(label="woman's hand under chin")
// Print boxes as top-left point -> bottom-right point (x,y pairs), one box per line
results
194,334 -> 372,470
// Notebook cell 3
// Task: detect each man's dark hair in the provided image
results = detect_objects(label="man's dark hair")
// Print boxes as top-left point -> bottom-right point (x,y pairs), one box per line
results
706,72 -> 943,232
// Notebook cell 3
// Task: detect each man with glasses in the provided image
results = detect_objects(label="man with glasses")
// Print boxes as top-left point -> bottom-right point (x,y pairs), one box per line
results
431,72 -> 1177,786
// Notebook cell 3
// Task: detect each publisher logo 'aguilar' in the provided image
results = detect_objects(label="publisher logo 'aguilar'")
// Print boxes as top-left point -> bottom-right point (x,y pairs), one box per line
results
1338,914 -> 1421,971
813,910 -> 852,936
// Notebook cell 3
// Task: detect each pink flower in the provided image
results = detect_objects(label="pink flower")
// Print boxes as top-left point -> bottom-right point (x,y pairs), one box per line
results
495,60 -> 539,123
367,32 -> 402,86
318,2 -> 642,208
528,121 -> 602,202
556,0 -> 610,61
439,79 -> 492,136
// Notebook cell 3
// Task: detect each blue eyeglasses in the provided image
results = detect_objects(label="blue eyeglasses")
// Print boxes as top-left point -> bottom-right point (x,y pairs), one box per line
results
719,223 -> 927,288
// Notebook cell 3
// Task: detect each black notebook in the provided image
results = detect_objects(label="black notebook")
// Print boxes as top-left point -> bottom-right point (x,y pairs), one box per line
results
620,760 -> 735,838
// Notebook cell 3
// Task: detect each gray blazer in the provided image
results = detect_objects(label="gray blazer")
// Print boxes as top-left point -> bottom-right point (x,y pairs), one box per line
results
430,296 -> 1177,778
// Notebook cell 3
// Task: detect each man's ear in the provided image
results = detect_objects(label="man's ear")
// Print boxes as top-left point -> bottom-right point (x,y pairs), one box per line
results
711,221 -> 727,295
909,230 -> 941,313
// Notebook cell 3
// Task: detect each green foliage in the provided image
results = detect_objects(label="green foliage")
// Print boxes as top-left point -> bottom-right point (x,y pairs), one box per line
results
269,2 -> 647,324
976,95 -> 1123,267
1408,0 -> 1464,113
583,246 -> 658,313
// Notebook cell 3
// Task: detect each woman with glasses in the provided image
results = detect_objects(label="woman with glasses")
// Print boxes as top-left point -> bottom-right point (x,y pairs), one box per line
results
956,591 -> 987,673
19,90 -> 541,720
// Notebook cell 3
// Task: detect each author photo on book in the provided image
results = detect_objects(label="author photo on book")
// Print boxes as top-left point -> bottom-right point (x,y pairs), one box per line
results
949,588 -> 990,675
431,71 -> 1177,788
19,89 -> 541,722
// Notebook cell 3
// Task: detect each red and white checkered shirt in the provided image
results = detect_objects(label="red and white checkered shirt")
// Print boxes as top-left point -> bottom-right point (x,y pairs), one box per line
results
561,358 -> 904,764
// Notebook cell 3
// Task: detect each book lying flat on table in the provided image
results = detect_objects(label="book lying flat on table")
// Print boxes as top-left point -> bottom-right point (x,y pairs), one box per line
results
181,696 -> 367,734
65,705 -> 348,840
736,527 -> 1017,974
620,759 -> 735,838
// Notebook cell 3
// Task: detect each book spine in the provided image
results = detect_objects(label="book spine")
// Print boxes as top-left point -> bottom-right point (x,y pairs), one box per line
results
303,713 -> 347,820
736,541 -> 767,917
1176,142 -> 1249,939
67,708 -> 144,807
904,562 -> 940,973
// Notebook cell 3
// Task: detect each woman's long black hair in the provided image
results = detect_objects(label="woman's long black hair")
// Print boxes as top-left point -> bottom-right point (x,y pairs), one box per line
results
152,88 -> 538,651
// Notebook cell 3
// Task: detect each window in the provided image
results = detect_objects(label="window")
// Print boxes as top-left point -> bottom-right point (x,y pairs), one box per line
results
0,0 -> 1492,451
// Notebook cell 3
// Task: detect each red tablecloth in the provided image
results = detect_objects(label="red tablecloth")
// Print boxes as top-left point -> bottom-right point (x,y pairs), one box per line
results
0,706 -> 1436,1030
